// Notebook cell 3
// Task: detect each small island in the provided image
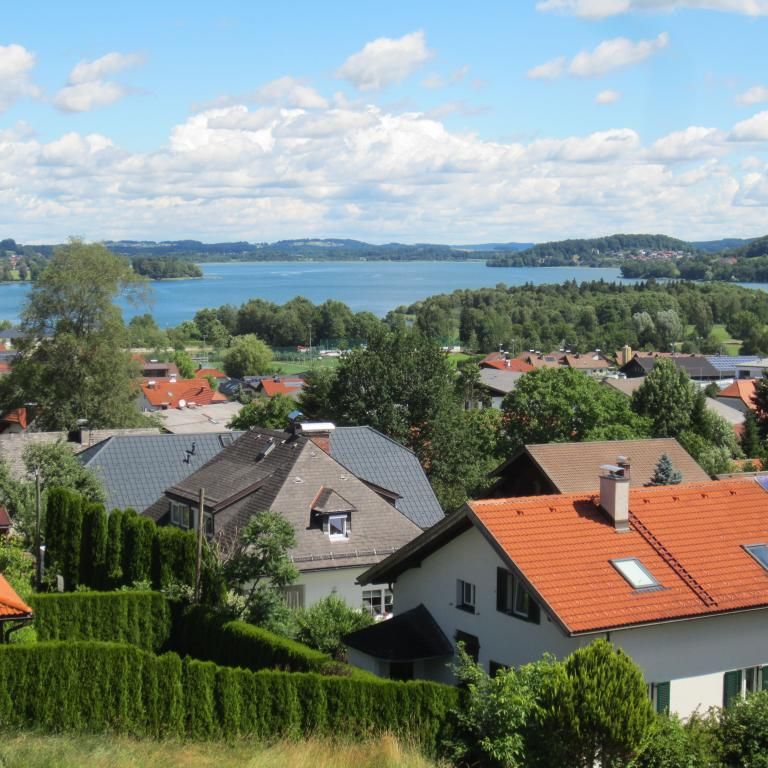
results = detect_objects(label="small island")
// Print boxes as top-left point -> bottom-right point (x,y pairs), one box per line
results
131,257 -> 203,280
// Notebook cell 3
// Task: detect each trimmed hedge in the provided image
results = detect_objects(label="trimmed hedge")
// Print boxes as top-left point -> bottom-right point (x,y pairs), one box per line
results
0,642 -> 457,753
30,591 -> 171,653
169,604 -> 331,673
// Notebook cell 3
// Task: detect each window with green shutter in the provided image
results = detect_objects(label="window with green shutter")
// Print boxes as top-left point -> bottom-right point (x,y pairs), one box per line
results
653,682 -> 670,714
763,667 -> 768,691
724,670 -> 743,707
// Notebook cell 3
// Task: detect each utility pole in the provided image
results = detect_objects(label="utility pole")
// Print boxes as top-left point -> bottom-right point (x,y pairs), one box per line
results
194,487 -> 205,603
34,469 -> 41,588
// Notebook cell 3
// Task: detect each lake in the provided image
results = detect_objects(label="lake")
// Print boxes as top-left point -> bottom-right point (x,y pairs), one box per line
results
0,260 -> 728,327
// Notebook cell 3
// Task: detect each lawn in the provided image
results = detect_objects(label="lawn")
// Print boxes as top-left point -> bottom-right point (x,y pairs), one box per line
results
683,324 -> 742,356
0,734 -> 443,768
271,357 -> 340,375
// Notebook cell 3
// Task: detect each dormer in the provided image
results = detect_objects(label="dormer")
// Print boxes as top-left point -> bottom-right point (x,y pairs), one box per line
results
311,486 -> 355,539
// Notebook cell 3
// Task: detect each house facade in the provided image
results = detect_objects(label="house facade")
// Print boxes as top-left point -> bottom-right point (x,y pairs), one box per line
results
347,470 -> 768,716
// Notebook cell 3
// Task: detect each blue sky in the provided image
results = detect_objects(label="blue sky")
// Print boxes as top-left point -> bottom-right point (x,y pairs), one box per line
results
2,0 -> 768,243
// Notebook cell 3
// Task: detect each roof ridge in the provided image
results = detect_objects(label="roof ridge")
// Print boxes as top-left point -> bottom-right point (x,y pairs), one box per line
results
629,513 -> 718,608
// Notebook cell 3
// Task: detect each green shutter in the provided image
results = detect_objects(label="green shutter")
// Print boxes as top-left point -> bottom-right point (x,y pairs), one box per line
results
724,670 -> 742,707
655,682 -> 670,714
762,667 -> 768,691
496,568 -> 507,613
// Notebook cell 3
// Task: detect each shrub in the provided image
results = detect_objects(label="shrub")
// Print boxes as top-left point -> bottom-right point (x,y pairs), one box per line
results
152,526 -> 196,589
44,488 -> 83,589
294,594 -> 374,659
630,713 -> 718,768
717,690 -> 768,767
30,591 -> 171,652
122,513 -> 155,584
106,508 -> 125,587
79,502 -> 107,588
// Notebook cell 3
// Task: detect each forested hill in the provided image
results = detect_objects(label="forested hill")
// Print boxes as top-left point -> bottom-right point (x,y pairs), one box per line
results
487,234 -> 696,267
725,234 -> 768,259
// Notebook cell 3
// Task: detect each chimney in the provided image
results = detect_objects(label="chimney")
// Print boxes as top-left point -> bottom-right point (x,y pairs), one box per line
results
298,421 -> 336,454
620,345 -> 632,366
599,458 -> 631,532
147,380 -> 156,389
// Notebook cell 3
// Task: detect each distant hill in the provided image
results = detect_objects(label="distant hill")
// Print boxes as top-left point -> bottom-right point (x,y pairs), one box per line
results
487,233 -> 695,268
453,242 -> 535,252
691,238 -> 753,253
725,235 -> 768,259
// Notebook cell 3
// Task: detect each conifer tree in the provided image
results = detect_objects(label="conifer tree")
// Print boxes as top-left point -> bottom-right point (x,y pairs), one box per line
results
751,373 -> 768,440
648,453 -> 683,486
740,410 -> 762,458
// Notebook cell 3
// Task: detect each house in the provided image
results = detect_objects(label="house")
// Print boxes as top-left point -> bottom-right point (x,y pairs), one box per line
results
718,380 -> 757,414
346,469 -> 768,717
0,574 -> 33,642
249,376 -> 306,401
79,432 -> 245,513
0,408 -> 27,435
478,369 -> 525,408
710,355 -> 761,379
144,423 -> 434,613
0,506 -> 10,536
153,401 -> 244,434
562,352 -> 612,376
619,354 -> 722,381
484,438 -> 710,498
139,378 -> 229,411
734,358 -> 768,380
195,367 -> 228,385
480,353 -> 534,373
133,357 -> 180,380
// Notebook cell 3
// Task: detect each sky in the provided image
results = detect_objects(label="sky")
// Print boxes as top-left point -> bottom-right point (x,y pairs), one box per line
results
2,0 -> 768,244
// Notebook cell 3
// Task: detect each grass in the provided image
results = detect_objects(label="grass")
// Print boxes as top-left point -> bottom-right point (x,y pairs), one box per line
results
270,357 -> 340,375
0,734 -> 444,768
683,323 -> 742,356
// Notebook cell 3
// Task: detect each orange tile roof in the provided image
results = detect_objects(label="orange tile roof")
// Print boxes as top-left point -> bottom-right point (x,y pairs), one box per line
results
0,407 -> 27,429
469,479 -> 768,634
564,353 -> 612,370
259,378 -> 305,398
141,379 -> 228,408
0,574 -> 32,619
195,368 -> 227,379
719,379 -> 756,409
481,359 -> 534,373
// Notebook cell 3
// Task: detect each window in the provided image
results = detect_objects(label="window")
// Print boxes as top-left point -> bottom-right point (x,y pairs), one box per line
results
170,501 -> 191,529
611,558 -> 660,590
455,630 -> 480,662
724,667 -> 768,707
744,544 -> 768,572
489,660 -> 508,676
389,661 -> 414,681
496,568 -> 540,623
328,514 -> 349,539
283,584 -> 305,610
204,512 -> 214,537
649,682 -> 670,714
362,587 -> 393,617
456,579 -> 476,613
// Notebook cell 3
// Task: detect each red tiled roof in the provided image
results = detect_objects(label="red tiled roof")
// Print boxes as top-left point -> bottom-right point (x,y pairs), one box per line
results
0,574 -> 32,619
469,479 -> 768,634
0,506 -> 10,529
141,379 -> 228,408
0,407 -> 27,429
195,368 -> 227,379
563,353 -> 612,370
259,378 -> 305,398
720,379 -> 756,409
0,361 -> 12,374
481,359 -> 534,373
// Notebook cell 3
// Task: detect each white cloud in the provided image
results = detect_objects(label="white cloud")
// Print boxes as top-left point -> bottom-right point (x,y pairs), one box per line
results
336,31 -> 432,91
421,65 -> 469,89
647,126 -> 725,161
0,44 -> 40,112
536,0 -> 768,18
527,57 -> 566,80
737,85 -> 768,105
250,76 -> 328,109
595,89 -> 621,104
569,33 -> 669,76
55,51 -> 143,112
730,110 -> 768,141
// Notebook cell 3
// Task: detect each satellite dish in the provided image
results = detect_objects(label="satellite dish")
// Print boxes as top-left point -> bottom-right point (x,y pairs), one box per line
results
178,399 -> 187,409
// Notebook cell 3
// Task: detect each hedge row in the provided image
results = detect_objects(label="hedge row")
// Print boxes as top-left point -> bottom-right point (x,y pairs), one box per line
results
30,591 -> 171,653
45,488 -> 216,596
0,642 -> 457,753
169,604 -> 332,673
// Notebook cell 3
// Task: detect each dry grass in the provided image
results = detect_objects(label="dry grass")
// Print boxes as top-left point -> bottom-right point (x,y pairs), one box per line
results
0,733 -> 444,768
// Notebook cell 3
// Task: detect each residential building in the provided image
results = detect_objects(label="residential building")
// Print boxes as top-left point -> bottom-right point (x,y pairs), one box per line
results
734,359 -> 768,380
347,471 -> 768,717
480,353 -> 534,373
195,367 -> 228,382
484,438 -> 710,498
249,376 -> 306,400
79,432 -> 245,513
152,402 -> 244,434
718,380 -> 757,414
619,353 -> 723,381
139,378 -> 229,411
144,423 -> 437,613
133,356 -> 180,380
562,352 -> 612,375
479,369 -> 524,408
0,506 -> 10,536
0,574 -> 33,642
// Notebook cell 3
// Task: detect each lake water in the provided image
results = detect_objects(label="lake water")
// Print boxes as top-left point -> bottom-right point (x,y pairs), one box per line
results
0,260 -> 736,327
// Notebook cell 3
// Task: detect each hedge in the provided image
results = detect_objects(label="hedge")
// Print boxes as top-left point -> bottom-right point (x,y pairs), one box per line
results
169,604 -> 332,673
30,591 -> 171,653
0,642 -> 457,753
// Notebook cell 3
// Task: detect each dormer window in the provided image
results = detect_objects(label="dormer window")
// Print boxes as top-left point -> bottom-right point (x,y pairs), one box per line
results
311,486 -> 354,540
328,514 -> 349,539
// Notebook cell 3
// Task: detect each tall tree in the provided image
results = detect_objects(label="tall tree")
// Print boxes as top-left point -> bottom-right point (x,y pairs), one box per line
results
222,334 -> 272,378
740,410 -> 762,458
0,239 -> 148,430
752,372 -> 768,440
631,359 -> 698,438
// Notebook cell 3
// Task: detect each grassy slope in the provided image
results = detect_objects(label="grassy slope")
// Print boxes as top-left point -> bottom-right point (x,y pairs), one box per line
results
0,734 -> 443,768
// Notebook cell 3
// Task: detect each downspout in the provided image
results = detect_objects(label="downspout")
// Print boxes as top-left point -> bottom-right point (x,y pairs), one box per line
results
2,617 -> 33,643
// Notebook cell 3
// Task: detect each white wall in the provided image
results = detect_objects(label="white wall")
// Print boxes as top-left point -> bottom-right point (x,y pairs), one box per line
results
388,525 -> 768,716
298,566 -> 388,611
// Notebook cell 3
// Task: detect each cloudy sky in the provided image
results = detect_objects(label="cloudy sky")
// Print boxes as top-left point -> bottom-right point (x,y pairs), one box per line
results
2,0 -> 768,243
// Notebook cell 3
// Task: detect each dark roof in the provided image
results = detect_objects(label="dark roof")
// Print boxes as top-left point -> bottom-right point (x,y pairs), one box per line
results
329,427 -> 444,529
344,604 -> 453,661
621,355 -> 721,379
80,432 -> 245,512
0,506 -> 10,529
144,428 -> 424,571
312,487 -> 356,514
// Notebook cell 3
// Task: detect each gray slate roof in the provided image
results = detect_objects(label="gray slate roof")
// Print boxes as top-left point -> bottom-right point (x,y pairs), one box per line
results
80,432 -> 244,512
329,426 -> 444,529
479,368 -> 524,395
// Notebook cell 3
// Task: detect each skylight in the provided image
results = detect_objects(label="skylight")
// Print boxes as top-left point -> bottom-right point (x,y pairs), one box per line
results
611,558 -> 659,590
744,544 -> 768,572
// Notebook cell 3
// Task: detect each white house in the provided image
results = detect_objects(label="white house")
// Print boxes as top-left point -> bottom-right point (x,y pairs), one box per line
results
346,463 -> 768,716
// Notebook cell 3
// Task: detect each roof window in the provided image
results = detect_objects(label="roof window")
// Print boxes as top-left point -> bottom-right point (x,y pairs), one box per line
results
611,558 -> 659,590
744,544 -> 768,572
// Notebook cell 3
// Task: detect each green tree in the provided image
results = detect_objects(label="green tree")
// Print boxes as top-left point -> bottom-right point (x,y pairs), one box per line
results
502,368 -> 648,448
193,308 -> 230,348
224,510 -> 298,627
647,454 -> 682,486
222,334 -> 272,378
127,314 -> 168,349
227,393 -> 296,430
717,690 -> 768,767
294,595 -> 373,659
172,350 -> 196,379
631,714 -> 718,768
740,410 -> 762,458
0,238 -> 149,430
631,360 -> 698,438
752,372 -> 768,440
297,367 -> 336,420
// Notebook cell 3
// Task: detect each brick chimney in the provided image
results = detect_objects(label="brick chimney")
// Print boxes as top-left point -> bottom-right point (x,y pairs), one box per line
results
297,422 -> 336,454
599,457 -> 631,532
